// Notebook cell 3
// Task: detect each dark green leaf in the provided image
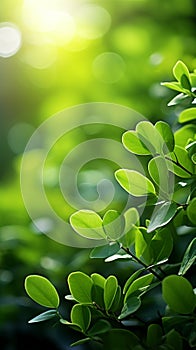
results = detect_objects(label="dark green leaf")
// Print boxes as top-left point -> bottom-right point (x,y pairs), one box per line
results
25,275 -> 59,308
28,310 -> 57,323
71,304 -> 91,333
110,285 -> 122,312
147,202 -> 177,233
102,329 -> 139,349
180,74 -> 191,91
115,169 -> 156,196
166,329 -> 183,350
118,296 -> 141,319
70,210 -> 106,240
68,272 -> 93,304
147,324 -> 163,349
162,275 -> 196,314
187,198 -> 196,225
88,320 -> 111,336
179,238 -> 196,275
150,227 -> 173,263
103,210 -> 125,240
90,242 -> 120,259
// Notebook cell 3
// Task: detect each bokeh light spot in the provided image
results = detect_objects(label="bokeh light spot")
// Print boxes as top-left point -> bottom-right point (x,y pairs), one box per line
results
93,52 -> 126,84
8,123 -> 35,154
76,4 -> 111,40
0,23 -> 22,58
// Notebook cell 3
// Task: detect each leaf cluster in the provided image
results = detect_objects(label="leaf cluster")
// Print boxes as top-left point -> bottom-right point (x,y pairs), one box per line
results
24,61 -> 196,349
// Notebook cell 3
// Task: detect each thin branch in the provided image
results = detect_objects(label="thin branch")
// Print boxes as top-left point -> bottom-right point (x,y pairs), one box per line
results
121,247 -> 162,281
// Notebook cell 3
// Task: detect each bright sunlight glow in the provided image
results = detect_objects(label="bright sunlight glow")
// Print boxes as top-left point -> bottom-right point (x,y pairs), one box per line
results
0,23 -> 22,58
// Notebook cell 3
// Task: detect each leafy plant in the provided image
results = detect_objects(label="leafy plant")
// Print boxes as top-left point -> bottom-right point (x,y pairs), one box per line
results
24,61 -> 196,349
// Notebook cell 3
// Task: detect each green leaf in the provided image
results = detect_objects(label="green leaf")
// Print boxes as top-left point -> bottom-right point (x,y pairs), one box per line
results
115,169 -> 156,197
165,158 -> 192,178
88,319 -> 111,336
174,145 -> 194,174
136,121 -> 163,155
91,273 -> 105,288
191,153 -> 196,164
161,81 -> 184,93
162,315 -> 190,333
91,273 -> 105,309
71,304 -> 91,333
155,121 -> 175,153
70,338 -> 91,347
135,227 -> 154,264
118,296 -> 141,319
187,198 -> 196,225
179,108 -> 196,123
166,329 -> 183,350
60,319 -> 81,332
173,60 -> 190,82
123,269 -> 144,295
150,227 -> 173,263
168,93 -> 189,107
25,275 -> 59,308
104,275 -> 118,311
162,275 -> 196,314
148,156 -> 171,194
147,324 -> 163,349
28,310 -> 58,323
90,242 -> 120,259
122,130 -> 151,155
180,74 -> 191,91
120,208 -> 139,247
110,285 -> 122,312
147,202 -> 177,233
103,210 -> 125,240
68,272 -> 93,304
124,273 -> 153,301
102,329 -> 139,349
70,210 -> 106,240
179,237 -> 196,276
174,124 -> 196,148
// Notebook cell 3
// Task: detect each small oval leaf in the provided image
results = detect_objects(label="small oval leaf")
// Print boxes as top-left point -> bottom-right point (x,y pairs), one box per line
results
25,275 -> 59,308
147,202 -> 177,233
104,275 -> 118,311
103,210 -> 125,240
115,169 -> 156,197
122,130 -> 151,155
71,304 -> 91,333
70,210 -> 106,240
162,275 -> 196,314
68,272 -> 93,304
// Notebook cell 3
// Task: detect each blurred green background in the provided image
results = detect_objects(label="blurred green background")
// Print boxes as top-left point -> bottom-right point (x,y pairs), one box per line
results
0,0 -> 196,348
